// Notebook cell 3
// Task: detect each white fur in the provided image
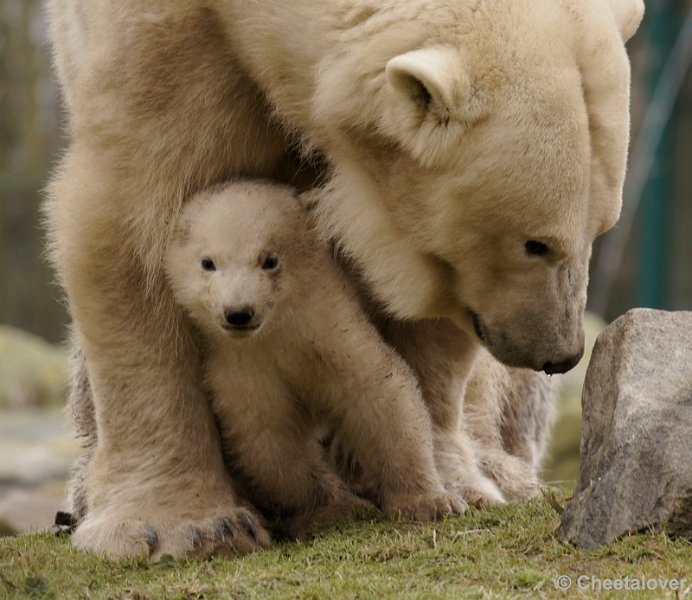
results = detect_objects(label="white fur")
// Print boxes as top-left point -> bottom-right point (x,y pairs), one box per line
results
604,0 -> 646,41
166,181 -> 465,524
45,0 -> 642,557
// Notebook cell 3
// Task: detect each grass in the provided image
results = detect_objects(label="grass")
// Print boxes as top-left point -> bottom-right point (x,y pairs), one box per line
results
0,491 -> 690,599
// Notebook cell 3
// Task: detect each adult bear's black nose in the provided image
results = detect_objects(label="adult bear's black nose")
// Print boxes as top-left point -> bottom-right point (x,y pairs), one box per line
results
224,307 -> 255,327
542,347 -> 585,375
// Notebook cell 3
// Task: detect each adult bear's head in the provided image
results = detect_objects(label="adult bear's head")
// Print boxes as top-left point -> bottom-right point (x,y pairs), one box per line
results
315,0 -> 643,374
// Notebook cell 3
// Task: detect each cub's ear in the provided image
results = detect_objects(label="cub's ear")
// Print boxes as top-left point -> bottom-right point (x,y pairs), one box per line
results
383,46 -> 487,168
604,0 -> 645,42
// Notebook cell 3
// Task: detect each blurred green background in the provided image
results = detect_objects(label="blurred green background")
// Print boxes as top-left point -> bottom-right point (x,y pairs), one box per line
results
0,1 -> 690,533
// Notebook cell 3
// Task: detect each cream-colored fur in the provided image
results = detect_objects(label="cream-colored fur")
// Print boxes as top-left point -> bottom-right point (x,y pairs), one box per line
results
464,349 -> 557,500
165,181 -> 464,533
46,0 -> 642,557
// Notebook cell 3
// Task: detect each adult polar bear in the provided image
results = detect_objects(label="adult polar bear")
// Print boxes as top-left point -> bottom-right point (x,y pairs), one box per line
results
46,0 -> 643,557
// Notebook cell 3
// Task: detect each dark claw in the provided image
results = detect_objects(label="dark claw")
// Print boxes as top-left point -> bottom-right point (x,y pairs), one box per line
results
53,511 -> 77,536
221,517 -> 237,538
189,527 -> 203,548
212,521 -> 225,542
54,511 -> 75,527
238,512 -> 257,541
144,526 -> 159,554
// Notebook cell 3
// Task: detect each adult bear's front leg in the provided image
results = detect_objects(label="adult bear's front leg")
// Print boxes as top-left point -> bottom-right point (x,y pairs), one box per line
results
376,319 -> 507,506
464,351 -> 556,501
46,149 -> 269,559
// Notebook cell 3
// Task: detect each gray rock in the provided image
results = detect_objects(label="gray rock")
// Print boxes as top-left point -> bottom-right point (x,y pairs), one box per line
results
0,442 -> 76,487
0,409 -> 76,535
560,309 -> 692,548
0,410 -> 78,486
0,489 -> 68,535
0,326 -> 68,409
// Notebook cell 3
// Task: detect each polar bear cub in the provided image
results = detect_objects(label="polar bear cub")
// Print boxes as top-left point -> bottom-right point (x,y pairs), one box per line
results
165,181 -> 464,529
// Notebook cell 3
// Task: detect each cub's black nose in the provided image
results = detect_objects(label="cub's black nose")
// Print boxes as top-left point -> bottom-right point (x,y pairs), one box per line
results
542,347 -> 585,375
225,307 -> 255,327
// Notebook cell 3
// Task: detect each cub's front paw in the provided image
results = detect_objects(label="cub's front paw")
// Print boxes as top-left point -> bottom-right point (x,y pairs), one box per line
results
384,490 -> 467,522
287,495 -> 380,540
73,505 -> 270,560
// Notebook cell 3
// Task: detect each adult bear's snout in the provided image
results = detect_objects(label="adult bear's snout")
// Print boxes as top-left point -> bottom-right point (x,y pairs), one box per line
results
541,346 -> 585,375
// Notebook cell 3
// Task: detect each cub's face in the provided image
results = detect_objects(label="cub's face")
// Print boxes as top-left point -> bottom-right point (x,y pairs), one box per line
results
166,183 -> 308,340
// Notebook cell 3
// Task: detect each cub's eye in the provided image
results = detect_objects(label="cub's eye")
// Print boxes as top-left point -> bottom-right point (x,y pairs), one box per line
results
201,257 -> 216,272
262,254 -> 280,271
525,240 -> 549,257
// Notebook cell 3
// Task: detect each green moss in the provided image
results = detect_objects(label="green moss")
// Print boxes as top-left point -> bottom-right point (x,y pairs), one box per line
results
1,493 -> 690,599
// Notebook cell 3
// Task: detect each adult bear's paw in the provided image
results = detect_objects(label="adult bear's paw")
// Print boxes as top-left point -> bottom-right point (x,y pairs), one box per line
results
384,490 -> 467,522
477,450 -> 543,502
72,505 -> 270,560
433,430 -> 507,507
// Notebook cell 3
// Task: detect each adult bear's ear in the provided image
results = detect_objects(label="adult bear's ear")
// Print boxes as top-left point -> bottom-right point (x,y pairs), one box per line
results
386,47 -> 460,116
383,46 -> 488,168
604,0 -> 645,42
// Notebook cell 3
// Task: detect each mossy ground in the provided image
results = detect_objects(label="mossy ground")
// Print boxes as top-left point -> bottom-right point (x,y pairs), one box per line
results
1,491 -> 690,599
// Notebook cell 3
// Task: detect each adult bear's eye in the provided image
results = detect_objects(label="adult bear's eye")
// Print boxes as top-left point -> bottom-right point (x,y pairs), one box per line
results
262,254 -> 280,271
201,257 -> 216,271
525,240 -> 549,257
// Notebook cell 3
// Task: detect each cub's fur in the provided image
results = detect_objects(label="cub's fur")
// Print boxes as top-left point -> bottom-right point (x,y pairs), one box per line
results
165,181 -> 464,530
